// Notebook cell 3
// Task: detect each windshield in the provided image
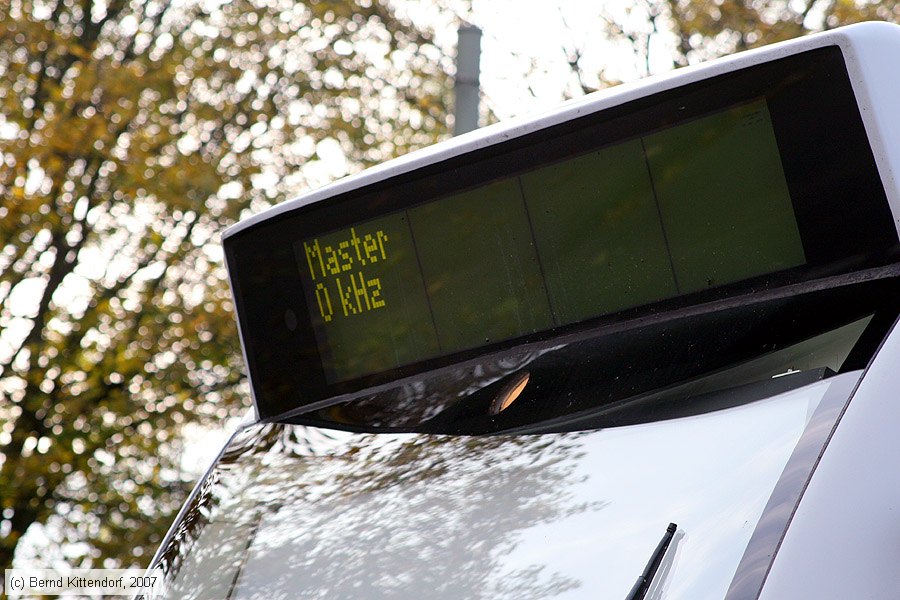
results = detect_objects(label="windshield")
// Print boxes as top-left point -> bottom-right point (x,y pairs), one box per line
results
155,370 -> 860,600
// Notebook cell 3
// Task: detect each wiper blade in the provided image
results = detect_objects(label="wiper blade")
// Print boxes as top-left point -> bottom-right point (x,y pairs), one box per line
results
625,522 -> 678,600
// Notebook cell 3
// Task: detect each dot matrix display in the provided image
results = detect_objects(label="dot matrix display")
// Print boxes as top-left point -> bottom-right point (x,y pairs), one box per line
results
296,99 -> 806,382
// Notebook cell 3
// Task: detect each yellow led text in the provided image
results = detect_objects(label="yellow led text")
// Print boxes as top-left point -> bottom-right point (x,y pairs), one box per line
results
303,228 -> 389,323
304,228 -> 388,280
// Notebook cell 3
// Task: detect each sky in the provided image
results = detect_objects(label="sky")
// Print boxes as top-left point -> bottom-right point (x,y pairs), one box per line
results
302,0 -> 677,194
445,0 -> 676,119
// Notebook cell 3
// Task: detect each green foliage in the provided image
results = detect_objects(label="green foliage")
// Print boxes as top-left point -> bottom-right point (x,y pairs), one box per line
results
0,0 -> 452,568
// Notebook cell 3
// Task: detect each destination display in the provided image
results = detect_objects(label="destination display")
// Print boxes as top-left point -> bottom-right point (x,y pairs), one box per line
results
225,44 -> 899,418
296,99 -> 807,382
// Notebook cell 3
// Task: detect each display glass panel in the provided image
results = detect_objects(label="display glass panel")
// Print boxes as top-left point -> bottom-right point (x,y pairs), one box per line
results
296,99 -> 806,383
297,213 -> 441,381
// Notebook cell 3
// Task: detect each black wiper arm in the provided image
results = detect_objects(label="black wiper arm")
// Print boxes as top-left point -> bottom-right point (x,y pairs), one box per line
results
625,522 -> 678,600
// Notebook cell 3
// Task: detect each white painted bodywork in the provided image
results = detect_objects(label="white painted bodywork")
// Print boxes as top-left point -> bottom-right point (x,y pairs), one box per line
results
759,321 -> 900,599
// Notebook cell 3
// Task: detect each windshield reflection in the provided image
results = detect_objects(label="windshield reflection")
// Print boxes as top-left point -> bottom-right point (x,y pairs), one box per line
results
161,427 -> 591,599
155,373 -> 858,600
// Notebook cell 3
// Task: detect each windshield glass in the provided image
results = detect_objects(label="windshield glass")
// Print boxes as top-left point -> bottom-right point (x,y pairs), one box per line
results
155,369 -> 860,600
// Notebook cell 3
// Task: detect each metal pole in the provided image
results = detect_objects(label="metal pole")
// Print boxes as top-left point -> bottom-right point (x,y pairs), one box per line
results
453,25 -> 482,136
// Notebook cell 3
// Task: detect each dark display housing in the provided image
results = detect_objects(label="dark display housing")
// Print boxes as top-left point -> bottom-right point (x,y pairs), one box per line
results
225,46 -> 898,421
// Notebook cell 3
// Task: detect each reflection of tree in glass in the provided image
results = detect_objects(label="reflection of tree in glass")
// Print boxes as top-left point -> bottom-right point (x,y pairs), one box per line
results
157,423 -> 604,600
153,424 -> 295,597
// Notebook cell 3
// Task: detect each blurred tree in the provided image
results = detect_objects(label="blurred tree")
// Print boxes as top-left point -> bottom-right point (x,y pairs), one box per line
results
0,0 -> 452,568
553,0 -> 900,97
662,0 -> 900,65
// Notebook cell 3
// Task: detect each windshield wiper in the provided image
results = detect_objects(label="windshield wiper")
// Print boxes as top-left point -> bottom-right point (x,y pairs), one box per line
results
625,522 -> 678,600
